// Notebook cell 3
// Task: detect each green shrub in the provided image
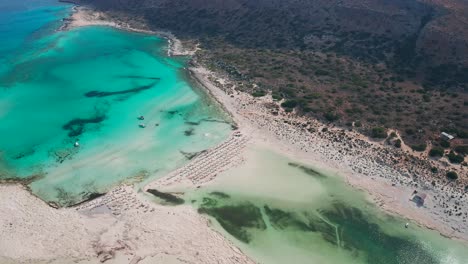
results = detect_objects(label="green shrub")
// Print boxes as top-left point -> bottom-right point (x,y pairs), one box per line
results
422,94 -> 431,102
447,151 -> 464,164
315,69 -> 330,76
394,139 -> 402,148
443,128 -> 468,139
272,92 -> 282,101
371,127 -> 387,138
304,93 -> 322,99
430,167 -> 438,173
429,147 -> 444,157
252,90 -> 266,97
458,130 -> 468,138
454,145 -> 468,156
411,144 -> 427,152
440,140 -> 450,148
324,112 -> 340,122
446,171 -> 458,180
302,106 -> 314,113
281,100 -> 298,108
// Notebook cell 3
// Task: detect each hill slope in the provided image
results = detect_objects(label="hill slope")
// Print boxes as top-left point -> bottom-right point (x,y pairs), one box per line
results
74,0 -> 467,147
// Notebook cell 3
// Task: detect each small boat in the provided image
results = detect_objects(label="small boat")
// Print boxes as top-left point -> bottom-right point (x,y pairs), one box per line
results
139,123 -> 146,128
405,223 -> 409,228
74,141 -> 80,147
138,115 -> 145,120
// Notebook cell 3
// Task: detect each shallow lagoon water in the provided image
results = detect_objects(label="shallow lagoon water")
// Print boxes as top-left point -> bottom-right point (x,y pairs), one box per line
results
0,2 -> 232,205
187,147 -> 468,264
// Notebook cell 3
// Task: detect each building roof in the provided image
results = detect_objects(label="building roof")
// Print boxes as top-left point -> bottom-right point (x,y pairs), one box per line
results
441,132 -> 455,140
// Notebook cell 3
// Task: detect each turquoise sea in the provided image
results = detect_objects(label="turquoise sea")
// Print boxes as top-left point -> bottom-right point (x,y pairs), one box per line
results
0,0 -> 232,206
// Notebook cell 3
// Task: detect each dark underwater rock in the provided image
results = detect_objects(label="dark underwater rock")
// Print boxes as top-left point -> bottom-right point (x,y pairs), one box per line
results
147,189 -> 185,205
84,81 -> 157,98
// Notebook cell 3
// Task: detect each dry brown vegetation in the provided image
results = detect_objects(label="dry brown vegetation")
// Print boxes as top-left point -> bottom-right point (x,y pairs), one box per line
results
73,0 -> 468,155
198,42 -> 467,145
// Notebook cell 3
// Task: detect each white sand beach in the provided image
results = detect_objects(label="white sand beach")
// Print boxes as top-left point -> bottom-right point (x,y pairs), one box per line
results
187,65 -> 467,242
0,184 -> 254,264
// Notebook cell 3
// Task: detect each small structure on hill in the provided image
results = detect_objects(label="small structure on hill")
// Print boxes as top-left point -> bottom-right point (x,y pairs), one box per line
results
441,132 -> 454,141
412,193 -> 427,206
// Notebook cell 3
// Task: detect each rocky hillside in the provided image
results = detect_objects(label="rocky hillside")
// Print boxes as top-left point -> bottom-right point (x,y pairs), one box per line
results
76,0 -> 467,87
74,0 -> 467,152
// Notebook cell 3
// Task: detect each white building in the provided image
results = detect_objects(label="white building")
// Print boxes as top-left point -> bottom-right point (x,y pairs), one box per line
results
441,132 -> 454,141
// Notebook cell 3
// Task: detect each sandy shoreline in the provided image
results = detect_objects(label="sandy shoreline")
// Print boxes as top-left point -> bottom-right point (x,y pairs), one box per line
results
186,65 -> 468,242
1,4 -> 467,263
60,6 -> 198,57
0,184 -> 255,264
1,6 -> 253,264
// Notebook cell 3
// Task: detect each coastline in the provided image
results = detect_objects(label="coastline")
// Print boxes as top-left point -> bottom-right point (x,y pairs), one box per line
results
1,3 -> 467,263
186,65 -> 468,242
59,6 -> 198,57
0,5 -> 254,264
0,184 -> 255,264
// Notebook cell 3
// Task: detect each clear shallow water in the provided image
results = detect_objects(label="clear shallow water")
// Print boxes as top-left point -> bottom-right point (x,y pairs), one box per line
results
186,147 -> 468,264
0,2 -> 232,205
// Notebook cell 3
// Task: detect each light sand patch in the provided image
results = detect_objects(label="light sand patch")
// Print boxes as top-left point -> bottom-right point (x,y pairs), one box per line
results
0,184 -> 254,263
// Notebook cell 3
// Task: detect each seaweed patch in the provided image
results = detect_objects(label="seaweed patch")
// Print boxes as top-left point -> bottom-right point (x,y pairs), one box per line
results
184,128 -> 195,136
185,121 -> 200,126
68,192 -> 106,208
115,75 -> 160,80
288,162 -> 326,178
62,115 -> 106,137
209,191 -> 231,199
180,150 -> 207,160
198,201 -> 266,243
12,148 -> 36,160
316,202 -> 440,263
264,206 -> 313,231
0,173 -> 44,185
84,81 -> 157,98
147,189 -> 185,205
